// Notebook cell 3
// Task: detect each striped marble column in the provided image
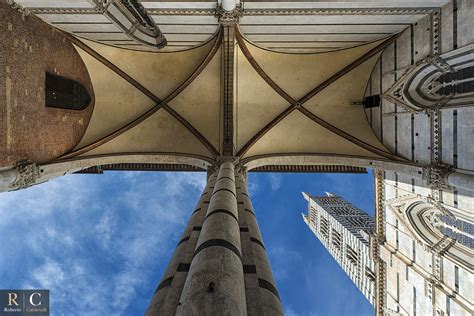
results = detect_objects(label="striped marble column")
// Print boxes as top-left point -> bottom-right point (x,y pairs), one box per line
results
176,161 -> 247,315
237,172 -> 284,315
145,171 -> 217,315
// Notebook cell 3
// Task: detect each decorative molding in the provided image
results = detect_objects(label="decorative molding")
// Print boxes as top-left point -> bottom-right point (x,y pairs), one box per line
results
215,4 -> 243,24
148,9 -> 215,16
10,162 -> 40,190
431,236 -> 456,255
244,8 -> 435,16
374,169 -> 386,248
422,164 -> 453,191
222,25 -> 236,155
22,6 -> 436,17
429,107 -> 444,201
429,109 -> 442,164
373,168 -> 386,316
430,9 -> 441,56
25,7 -> 97,14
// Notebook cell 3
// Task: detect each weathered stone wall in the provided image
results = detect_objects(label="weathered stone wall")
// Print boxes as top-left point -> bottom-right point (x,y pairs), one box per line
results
0,2 -> 94,168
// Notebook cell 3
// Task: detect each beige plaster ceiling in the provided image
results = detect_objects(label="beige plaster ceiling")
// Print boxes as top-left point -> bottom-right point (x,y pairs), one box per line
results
64,26 -> 399,166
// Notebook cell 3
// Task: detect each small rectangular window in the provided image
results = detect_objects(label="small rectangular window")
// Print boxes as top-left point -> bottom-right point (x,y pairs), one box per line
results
413,240 -> 416,262
365,267 -> 375,283
346,245 -> 358,265
454,266 -> 459,292
320,216 -> 329,239
396,273 -> 400,312
363,95 -> 381,108
413,287 -> 417,316
396,220 -> 399,249
332,230 -> 342,250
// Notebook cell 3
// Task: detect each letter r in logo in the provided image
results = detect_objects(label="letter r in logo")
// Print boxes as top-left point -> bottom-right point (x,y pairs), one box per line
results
8,292 -> 19,306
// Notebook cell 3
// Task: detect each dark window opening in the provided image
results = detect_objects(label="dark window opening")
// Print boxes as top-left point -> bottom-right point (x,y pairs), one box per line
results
435,66 -> 474,95
363,95 -> 381,108
455,266 -> 459,292
365,267 -> 375,282
45,72 -> 91,110
346,245 -> 358,265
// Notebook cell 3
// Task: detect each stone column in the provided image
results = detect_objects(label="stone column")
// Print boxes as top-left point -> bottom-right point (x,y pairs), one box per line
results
423,165 -> 474,192
145,171 -> 217,315
176,161 -> 247,315
447,172 -> 474,192
237,172 -> 284,315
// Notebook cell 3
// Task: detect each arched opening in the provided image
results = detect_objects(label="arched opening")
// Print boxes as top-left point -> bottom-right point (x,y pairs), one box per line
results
45,72 -> 91,110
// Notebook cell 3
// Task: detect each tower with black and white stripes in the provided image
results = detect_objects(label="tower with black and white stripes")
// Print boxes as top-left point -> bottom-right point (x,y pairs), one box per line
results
302,192 -> 377,306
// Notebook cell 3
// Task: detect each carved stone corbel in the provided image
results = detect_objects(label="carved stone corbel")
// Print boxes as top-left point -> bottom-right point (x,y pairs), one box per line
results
10,162 -> 40,190
422,164 -> 453,190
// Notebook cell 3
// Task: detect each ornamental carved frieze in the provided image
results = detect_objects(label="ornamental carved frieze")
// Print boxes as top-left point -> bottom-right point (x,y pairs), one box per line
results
10,162 -> 40,190
244,8 -> 433,16
215,4 -> 243,24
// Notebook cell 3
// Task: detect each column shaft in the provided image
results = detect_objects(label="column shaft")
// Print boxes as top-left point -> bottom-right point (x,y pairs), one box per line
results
145,172 -> 217,315
176,161 -> 247,315
237,173 -> 284,316
447,172 -> 474,192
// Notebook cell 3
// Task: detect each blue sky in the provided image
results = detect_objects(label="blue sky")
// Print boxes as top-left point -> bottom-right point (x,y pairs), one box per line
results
0,170 -> 374,316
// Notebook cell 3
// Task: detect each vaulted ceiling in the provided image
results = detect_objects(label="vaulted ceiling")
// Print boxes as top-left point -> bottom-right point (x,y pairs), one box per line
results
56,24 -> 403,168
7,0 -> 452,170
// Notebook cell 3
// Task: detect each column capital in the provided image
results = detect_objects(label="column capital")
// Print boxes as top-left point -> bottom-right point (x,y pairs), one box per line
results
216,156 -> 239,166
422,164 -> 453,190
215,3 -> 243,25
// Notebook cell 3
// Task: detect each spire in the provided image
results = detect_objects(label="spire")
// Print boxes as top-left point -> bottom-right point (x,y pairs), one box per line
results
302,192 -> 310,201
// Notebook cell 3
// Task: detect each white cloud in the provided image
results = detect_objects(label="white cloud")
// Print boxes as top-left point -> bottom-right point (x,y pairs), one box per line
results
248,179 -> 260,195
267,173 -> 283,191
267,246 -> 303,281
95,209 -> 118,249
0,171 -> 206,315
285,306 -> 298,316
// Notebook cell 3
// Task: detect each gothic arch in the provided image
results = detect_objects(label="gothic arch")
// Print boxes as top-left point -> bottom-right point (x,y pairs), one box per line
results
389,195 -> 473,272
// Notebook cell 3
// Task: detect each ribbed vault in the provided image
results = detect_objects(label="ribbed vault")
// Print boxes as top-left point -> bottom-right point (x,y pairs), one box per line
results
57,25 -> 406,170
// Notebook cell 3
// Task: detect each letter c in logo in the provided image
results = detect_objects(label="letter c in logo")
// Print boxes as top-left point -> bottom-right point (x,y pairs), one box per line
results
30,292 -> 42,306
